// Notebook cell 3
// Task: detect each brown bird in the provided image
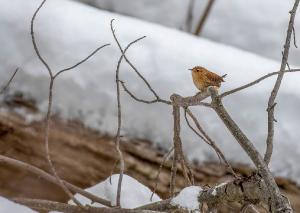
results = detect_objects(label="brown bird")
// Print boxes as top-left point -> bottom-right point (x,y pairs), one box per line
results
189,66 -> 226,92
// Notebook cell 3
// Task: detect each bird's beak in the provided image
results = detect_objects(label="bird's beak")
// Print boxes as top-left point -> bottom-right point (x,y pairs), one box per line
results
188,68 -> 193,71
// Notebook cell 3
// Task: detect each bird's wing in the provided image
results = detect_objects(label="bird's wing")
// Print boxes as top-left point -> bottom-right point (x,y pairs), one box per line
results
206,71 -> 225,83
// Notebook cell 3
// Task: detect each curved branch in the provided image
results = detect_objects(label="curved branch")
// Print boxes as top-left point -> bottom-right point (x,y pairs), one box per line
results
184,108 -> 237,177
111,19 -> 161,100
53,43 -> 110,79
30,0 -> 53,77
119,80 -> 171,105
220,69 -> 300,98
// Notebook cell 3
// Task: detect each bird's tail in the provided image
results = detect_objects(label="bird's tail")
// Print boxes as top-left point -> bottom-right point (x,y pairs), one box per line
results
221,74 -> 227,81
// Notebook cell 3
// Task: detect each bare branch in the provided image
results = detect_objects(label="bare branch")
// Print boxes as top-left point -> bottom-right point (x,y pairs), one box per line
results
0,68 -> 19,94
184,108 -> 237,177
265,0 -> 300,166
194,0 -> 216,35
43,79 -> 83,207
150,146 -> 174,201
220,69 -> 300,98
31,0 -> 82,206
113,38 -> 125,208
169,105 -> 180,197
138,176 -> 270,211
30,0 -> 110,207
13,198 -> 162,213
111,20 -> 161,101
169,103 -> 193,196
30,0 -> 53,78
53,43 -> 110,79
170,92 -> 210,107
110,20 -> 149,207
0,154 -> 111,207
208,86 -> 292,212
185,0 -> 195,32
119,81 -> 171,105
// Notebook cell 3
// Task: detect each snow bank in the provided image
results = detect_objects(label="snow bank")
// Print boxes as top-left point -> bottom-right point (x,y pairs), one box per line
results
73,0 -> 300,66
69,174 -> 160,208
171,186 -> 202,211
0,197 -> 36,213
1,0 -> 300,184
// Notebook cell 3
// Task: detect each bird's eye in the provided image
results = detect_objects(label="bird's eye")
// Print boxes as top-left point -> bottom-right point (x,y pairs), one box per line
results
197,69 -> 200,72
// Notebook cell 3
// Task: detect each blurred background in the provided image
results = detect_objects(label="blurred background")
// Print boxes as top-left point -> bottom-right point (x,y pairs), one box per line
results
0,0 -> 300,211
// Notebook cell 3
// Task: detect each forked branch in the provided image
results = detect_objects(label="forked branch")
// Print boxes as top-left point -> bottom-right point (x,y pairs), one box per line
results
265,0 -> 300,165
31,0 -> 109,207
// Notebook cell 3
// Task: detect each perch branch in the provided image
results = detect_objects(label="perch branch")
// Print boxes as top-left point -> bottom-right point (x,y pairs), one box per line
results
265,0 -> 300,165
170,92 -> 210,107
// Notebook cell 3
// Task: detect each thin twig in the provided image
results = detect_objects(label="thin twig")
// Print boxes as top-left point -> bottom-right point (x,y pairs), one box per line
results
292,26 -> 298,48
30,0 -> 109,207
265,0 -> 300,166
0,68 -> 19,94
109,159 -> 119,184
119,80 -> 171,105
150,146 -> 174,201
53,43 -> 110,79
220,69 -> 300,98
110,20 -> 147,207
111,20 -> 162,101
169,105 -> 193,195
44,79 -> 83,207
184,108 -> 237,177
30,0 -> 53,78
194,0 -> 216,35
31,0 -> 82,207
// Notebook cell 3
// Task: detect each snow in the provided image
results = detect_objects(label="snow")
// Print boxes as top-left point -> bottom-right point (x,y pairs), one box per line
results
69,174 -> 160,208
1,0 -> 300,185
73,0 -> 300,66
0,197 -> 37,213
171,186 -> 202,211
